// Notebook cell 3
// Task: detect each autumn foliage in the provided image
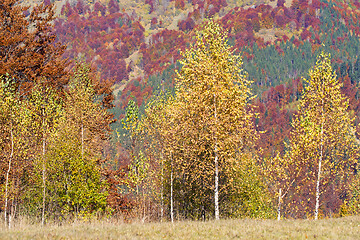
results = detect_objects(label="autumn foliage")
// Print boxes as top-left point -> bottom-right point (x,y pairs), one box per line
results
2,0 -> 360,225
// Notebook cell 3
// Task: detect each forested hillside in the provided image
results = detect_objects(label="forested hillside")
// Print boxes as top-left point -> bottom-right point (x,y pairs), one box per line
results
1,0 -> 360,226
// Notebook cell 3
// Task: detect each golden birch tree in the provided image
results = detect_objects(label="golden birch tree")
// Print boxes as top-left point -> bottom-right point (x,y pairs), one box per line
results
148,21 -> 260,220
25,80 -> 62,225
27,63 -> 111,219
65,62 -> 112,157
283,53 -> 359,219
121,99 -> 146,217
142,92 -> 177,221
0,75 -> 33,227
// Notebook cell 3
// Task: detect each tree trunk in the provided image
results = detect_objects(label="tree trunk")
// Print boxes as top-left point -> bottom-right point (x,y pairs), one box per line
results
315,104 -> 324,220
4,123 -> 14,228
170,152 -> 174,223
277,188 -> 282,221
8,212 -> 12,229
315,142 -> 323,220
9,199 -> 14,229
160,152 -> 164,221
143,187 -> 146,222
214,93 -> 219,220
42,136 -> 46,226
314,148 -> 323,219
214,147 -> 219,220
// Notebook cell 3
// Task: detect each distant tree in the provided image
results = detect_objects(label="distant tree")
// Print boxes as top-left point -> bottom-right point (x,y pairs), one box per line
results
175,0 -> 185,10
277,0 -> 286,7
94,2 -> 106,16
108,0 -> 120,14
151,17 -> 158,30
353,58 -> 360,82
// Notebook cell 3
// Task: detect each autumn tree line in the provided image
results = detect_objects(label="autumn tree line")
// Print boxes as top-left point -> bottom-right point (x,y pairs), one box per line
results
122,21 -> 360,221
1,0 -> 360,227
0,0 -> 115,227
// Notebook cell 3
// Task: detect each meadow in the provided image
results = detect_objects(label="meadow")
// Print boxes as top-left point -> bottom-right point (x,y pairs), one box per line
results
0,215 -> 359,240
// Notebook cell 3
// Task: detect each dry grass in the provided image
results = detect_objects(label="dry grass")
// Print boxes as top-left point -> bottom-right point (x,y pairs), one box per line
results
0,215 -> 359,239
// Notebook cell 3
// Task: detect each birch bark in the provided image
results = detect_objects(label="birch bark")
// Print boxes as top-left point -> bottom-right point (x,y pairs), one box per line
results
4,123 -> 14,228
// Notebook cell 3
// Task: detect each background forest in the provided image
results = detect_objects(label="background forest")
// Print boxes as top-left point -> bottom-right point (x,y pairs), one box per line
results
1,0 -> 360,226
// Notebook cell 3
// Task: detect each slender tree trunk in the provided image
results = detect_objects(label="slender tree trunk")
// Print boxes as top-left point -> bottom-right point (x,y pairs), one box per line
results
160,152 -> 164,221
4,123 -> 14,228
170,151 -> 174,223
214,94 -> 219,220
160,188 -> 164,221
315,104 -> 324,220
315,138 -> 323,219
8,209 -> 12,229
9,199 -> 14,229
136,178 -> 139,196
143,186 -> 146,222
277,188 -> 282,221
42,136 -> 46,226
214,146 -> 219,220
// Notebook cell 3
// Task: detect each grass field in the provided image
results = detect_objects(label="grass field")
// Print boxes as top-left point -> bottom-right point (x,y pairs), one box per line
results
0,215 -> 359,239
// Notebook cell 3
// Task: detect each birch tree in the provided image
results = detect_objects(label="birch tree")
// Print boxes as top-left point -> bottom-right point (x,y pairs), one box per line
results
0,75 -> 31,227
0,76 -> 19,227
38,63 -> 111,219
140,92 -> 174,221
284,53 -> 359,219
27,81 -> 62,225
165,21 -> 258,220
65,62 -> 111,157
122,98 -> 155,221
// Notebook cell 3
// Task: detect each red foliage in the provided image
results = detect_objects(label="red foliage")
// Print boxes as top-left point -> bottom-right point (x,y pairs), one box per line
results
55,1 -> 145,83
255,81 -> 301,158
178,17 -> 195,31
300,29 -> 311,41
139,29 -> 189,75
108,0 -> 120,14
151,17 -> 158,29
175,0 -> 185,10
94,2 -> 106,16
277,0 -> 285,7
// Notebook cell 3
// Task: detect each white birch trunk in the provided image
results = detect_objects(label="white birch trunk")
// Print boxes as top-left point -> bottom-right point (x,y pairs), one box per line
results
9,199 -> 14,229
160,189 -> 164,221
277,188 -> 282,221
315,104 -> 324,220
170,152 -> 174,223
214,146 -> 219,220
160,152 -> 164,221
214,94 -> 219,220
4,123 -> 14,228
8,213 -> 11,229
315,143 -> 323,220
42,135 -> 46,226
